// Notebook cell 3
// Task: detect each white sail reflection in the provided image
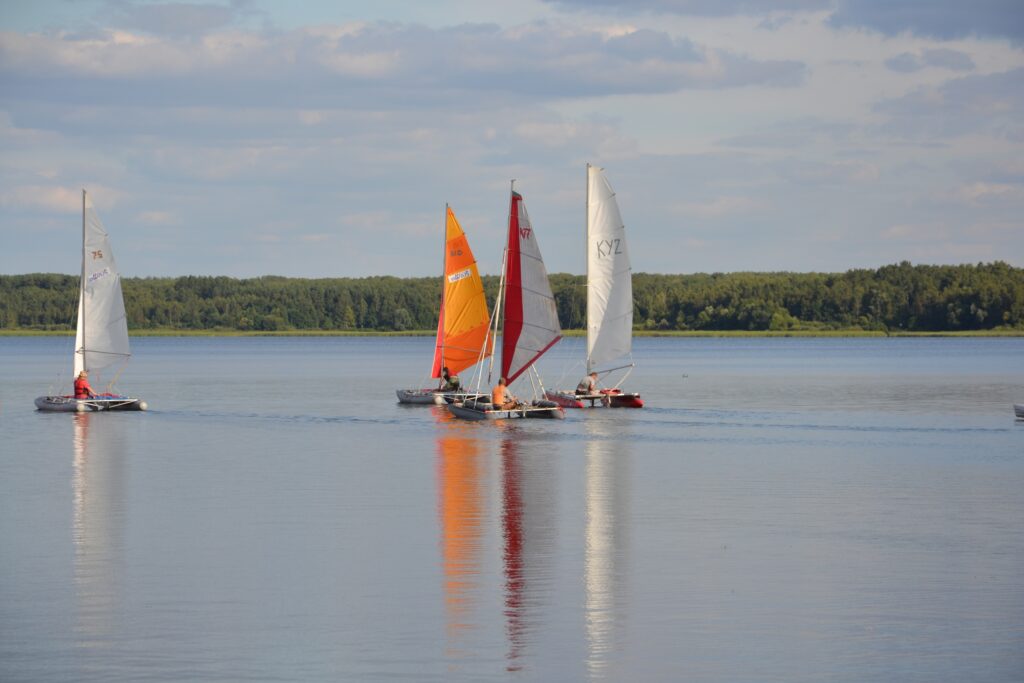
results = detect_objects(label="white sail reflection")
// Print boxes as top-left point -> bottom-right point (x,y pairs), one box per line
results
584,420 -> 630,679
72,412 -> 127,647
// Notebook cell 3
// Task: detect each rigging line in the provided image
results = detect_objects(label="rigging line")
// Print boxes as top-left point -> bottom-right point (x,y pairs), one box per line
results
466,291 -> 502,394
78,349 -> 132,357
107,360 -> 130,393
553,357 -> 586,388
531,364 -> 549,401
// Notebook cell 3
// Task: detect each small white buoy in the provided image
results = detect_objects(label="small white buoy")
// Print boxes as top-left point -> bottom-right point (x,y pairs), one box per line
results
76,402 -> 87,412
138,401 -> 148,411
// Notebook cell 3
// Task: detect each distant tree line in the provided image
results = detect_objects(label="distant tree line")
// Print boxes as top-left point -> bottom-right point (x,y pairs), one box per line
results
2,261 -> 1022,333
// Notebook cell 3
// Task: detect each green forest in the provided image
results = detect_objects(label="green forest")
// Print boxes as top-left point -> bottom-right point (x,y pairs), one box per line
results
2,261 -> 1023,334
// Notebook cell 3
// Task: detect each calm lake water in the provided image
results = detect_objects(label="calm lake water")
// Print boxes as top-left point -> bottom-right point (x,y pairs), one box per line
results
1,336 -> 1022,682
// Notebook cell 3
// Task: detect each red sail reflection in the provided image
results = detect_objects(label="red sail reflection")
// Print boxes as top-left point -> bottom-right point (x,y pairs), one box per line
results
501,435 -> 525,670
499,428 -> 558,673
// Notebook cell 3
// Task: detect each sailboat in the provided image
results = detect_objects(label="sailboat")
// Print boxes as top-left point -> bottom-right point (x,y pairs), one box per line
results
546,164 -> 643,408
396,206 -> 491,404
448,183 -> 565,420
35,191 -> 147,412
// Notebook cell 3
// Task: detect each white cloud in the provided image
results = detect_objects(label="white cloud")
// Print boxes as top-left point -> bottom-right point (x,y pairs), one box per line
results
0,5 -> 1021,276
0,185 -> 82,212
957,181 -> 1017,203
881,223 -> 941,241
0,185 -> 124,213
0,21 -> 806,108
672,195 -> 762,217
136,210 -> 176,225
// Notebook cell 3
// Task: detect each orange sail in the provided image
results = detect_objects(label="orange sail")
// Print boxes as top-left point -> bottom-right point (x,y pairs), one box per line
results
431,207 -> 491,377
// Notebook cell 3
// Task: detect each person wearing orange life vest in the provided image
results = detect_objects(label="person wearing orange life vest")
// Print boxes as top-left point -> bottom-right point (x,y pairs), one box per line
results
74,370 -> 96,399
491,377 -> 518,410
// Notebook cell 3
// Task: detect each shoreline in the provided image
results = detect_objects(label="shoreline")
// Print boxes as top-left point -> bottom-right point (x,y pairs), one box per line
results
4,328 -> 1022,338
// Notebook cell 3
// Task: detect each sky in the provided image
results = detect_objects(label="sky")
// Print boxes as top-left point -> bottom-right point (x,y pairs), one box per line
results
1,0 -> 1022,278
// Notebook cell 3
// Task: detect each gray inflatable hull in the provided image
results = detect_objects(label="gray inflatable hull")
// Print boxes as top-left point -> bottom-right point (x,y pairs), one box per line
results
35,396 -> 147,412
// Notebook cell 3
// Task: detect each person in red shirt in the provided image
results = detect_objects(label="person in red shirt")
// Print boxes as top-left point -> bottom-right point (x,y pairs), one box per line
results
74,370 -> 96,399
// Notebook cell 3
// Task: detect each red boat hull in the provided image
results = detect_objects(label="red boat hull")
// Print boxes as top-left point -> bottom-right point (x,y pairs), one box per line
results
544,389 -> 644,409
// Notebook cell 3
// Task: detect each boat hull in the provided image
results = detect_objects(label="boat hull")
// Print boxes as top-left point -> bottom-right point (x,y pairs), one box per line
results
1015,403 -> 1024,419
545,389 -> 644,409
396,389 -> 446,405
35,395 -> 147,412
396,389 -> 487,405
439,392 -> 487,405
448,399 -> 565,421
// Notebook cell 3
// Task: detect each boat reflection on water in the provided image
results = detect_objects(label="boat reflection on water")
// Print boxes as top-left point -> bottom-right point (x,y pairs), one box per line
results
72,412 -> 128,645
435,418 -> 487,660
583,417 -> 630,680
499,424 -> 558,672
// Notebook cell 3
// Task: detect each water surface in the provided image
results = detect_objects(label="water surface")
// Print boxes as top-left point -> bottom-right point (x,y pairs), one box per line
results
1,336 -> 1022,682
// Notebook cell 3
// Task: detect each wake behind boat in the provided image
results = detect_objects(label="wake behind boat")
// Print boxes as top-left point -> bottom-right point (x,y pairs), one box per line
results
448,183 -> 564,421
396,206 -> 491,406
35,191 -> 146,413
546,164 -> 643,409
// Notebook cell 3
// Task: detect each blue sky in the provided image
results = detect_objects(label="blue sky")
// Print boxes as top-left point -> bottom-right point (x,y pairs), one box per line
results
1,0 -> 1022,277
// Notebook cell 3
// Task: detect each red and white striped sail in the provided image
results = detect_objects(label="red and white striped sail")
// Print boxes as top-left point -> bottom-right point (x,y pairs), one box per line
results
501,190 -> 561,384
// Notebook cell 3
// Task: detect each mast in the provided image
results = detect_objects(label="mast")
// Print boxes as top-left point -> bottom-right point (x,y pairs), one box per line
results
80,189 -> 87,373
585,164 -> 591,374
439,203 -> 448,375
488,181 -> 513,384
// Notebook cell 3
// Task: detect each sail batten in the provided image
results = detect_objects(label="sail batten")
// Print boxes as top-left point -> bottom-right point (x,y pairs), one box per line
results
586,166 -> 632,372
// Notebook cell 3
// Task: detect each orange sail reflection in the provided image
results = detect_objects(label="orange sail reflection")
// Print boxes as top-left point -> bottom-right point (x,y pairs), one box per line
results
436,429 -> 486,657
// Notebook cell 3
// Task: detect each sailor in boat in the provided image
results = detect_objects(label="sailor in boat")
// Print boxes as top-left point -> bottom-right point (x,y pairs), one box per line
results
491,377 -> 520,410
576,372 -> 598,396
439,367 -> 461,392
74,370 -> 97,400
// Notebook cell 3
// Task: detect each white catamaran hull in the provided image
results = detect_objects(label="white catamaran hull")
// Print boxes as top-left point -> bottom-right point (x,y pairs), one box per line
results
448,399 -> 565,421
35,395 -> 147,412
1015,403 -> 1024,419
545,389 -> 644,409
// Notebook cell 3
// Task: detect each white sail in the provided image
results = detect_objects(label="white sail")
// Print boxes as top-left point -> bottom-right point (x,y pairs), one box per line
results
586,165 -> 632,372
501,189 -> 562,384
74,192 -> 130,377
